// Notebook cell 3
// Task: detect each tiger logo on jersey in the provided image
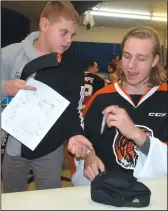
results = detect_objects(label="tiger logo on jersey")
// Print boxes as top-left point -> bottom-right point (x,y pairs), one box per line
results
113,125 -> 153,170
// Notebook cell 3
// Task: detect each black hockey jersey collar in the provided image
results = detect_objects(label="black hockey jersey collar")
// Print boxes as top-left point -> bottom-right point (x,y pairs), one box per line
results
114,82 -> 160,108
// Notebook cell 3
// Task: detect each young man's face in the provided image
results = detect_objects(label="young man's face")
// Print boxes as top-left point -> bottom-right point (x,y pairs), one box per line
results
44,17 -> 78,54
122,37 -> 159,87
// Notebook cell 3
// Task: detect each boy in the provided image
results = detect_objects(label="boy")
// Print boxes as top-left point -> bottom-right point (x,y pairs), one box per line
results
1,1 -> 92,193
72,26 -> 167,185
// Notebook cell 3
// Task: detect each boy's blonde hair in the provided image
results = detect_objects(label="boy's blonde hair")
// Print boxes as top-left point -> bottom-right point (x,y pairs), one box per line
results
41,1 -> 80,24
121,26 -> 166,86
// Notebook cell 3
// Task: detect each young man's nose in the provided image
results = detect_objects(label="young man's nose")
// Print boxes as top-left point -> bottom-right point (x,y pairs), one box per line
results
128,58 -> 137,68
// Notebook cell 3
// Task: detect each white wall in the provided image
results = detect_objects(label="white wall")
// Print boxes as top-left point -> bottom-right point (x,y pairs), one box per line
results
31,21 -> 39,32
74,25 -> 166,46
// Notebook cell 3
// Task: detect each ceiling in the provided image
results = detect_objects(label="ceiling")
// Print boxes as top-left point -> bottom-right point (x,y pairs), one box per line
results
1,1 -> 167,31
92,1 -> 167,30
1,1 -> 101,21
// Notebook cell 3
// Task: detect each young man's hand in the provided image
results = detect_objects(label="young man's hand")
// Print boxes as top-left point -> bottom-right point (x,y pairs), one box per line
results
103,105 -> 147,146
68,135 -> 94,158
84,152 -> 105,181
5,79 -> 37,96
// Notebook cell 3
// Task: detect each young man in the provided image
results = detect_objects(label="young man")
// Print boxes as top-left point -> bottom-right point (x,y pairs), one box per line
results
83,60 -> 105,107
1,1 -> 93,193
72,26 -> 167,186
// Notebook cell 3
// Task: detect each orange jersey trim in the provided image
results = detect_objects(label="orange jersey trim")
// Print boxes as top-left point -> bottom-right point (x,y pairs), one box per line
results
158,83 -> 168,91
83,84 -> 116,117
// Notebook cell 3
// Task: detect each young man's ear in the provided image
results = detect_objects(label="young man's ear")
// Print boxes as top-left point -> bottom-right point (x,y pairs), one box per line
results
152,55 -> 159,67
39,17 -> 49,32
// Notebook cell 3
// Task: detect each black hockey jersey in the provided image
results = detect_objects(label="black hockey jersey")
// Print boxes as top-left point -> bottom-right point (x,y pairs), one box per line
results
20,51 -> 85,159
83,82 -> 168,175
84,72 -> 105,106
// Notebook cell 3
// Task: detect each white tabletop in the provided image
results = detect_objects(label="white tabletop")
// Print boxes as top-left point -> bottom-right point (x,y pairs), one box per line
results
1,176 -> 167,210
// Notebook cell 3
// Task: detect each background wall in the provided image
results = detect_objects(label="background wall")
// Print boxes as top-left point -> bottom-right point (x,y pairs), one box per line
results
72,25 -> 167,71
68,41 -> 122,73
2,1 -> 167,68
30,22 -> 167,72
74,25 -> 166,46
30,23 -> 166,46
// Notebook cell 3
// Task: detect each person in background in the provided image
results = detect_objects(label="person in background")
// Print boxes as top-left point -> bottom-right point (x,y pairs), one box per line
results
107,61 -> 118,83
72,26 -> 167,186
83,60 -> 105,108
1,1 -> 93,193
116,60 -> 122,78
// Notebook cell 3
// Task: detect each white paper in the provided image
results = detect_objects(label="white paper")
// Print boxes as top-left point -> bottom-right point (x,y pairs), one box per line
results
1,78 -> 70,151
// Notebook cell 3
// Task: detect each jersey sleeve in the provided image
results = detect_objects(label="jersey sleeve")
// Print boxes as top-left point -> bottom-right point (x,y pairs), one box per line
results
134,136 -> 167,178
61,60 -> 85,141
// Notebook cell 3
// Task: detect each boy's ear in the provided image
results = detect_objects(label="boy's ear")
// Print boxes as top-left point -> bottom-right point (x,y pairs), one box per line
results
39,17 -> 49,32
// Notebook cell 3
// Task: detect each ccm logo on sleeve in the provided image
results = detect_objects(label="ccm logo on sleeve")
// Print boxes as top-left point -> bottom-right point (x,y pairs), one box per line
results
149,113 -> 167,117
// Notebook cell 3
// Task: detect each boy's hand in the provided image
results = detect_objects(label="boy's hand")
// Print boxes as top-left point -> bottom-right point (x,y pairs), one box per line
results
68,135 -> 94,158
5,79 -> 37,96
84,152 -> 105,181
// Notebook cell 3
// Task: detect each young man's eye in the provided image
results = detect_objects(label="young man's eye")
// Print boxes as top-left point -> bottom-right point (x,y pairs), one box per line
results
138,57 -> 146,61
123,54 -> 130,59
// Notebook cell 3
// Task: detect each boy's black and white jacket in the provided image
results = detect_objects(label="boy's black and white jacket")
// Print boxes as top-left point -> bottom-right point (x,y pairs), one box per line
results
21,51 -> 85,159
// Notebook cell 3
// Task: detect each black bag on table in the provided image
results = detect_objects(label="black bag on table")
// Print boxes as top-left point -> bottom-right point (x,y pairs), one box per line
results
91,170 -> 151,208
